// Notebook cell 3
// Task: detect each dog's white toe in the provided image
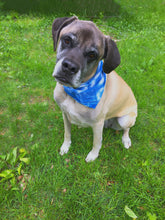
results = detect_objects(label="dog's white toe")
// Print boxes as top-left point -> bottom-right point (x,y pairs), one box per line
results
122,136 -> 131,149
60,142 -> 71,155
85,151 -> 99,162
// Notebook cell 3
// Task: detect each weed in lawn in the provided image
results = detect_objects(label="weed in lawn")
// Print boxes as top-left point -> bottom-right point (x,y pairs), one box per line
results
0,147 -> 30,192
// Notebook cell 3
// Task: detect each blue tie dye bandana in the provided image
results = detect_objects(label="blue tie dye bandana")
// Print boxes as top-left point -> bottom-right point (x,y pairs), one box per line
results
63,60 -> 106,109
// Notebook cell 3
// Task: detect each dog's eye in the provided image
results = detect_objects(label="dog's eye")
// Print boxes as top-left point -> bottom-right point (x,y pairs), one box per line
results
87,51 -> 97,60
63,37 -> 71,46
64,39 -> 70,44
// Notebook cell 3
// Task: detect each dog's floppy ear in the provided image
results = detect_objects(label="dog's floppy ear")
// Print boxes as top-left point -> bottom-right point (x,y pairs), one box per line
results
103,36 -> 121,73
52,16 -> 78,51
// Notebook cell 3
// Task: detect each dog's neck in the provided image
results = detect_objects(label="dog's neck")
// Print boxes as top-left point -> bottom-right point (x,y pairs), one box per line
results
63,61 -> 106,109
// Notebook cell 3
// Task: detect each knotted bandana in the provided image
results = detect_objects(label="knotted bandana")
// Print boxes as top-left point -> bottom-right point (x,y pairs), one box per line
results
63,60 -> 106,109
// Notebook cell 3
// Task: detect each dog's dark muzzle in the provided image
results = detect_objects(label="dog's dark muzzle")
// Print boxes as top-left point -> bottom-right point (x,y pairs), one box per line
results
54,58 -> 81,86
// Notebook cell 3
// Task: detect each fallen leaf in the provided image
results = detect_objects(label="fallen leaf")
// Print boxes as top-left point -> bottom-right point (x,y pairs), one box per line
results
17,175 -> 23,181
17,116 -> 22,120
107,181 -> 115,186
124,205 -> 137,219
65,158 -> 70,163
63,188 -> 67,193
0,131 -> 6,136
138,206 -> 145,210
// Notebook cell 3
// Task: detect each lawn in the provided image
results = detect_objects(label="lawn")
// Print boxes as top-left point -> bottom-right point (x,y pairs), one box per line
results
0,0 -> 165,219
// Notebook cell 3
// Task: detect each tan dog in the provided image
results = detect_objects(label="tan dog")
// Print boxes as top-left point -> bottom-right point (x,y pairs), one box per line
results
52,16 -> 137,162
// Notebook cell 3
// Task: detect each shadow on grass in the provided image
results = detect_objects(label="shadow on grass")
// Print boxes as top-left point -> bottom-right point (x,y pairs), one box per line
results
1,0 -> 122,17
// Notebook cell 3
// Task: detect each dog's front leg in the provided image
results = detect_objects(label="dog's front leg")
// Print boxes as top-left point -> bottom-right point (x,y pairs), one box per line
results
85,121 -> 104,162
60,112 -> 71,155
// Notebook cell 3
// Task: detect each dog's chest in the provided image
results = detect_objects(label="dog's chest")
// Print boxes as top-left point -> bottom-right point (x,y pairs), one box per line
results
55,91 -> 93,127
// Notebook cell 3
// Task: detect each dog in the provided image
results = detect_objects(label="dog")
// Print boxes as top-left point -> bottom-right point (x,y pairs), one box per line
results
52,16 -> 137,162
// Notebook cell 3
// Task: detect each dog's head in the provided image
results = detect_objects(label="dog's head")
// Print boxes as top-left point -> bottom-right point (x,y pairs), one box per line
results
52,16 -> 120,88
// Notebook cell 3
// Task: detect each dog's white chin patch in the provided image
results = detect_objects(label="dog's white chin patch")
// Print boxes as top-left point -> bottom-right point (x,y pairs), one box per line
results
72,70 -> 82,88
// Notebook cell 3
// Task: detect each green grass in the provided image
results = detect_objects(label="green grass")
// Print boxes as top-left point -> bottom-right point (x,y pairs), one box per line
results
0,0 -> 165,219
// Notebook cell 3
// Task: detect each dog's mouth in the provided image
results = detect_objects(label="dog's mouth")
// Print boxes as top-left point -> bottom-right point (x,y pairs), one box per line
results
55,76 -> 72,86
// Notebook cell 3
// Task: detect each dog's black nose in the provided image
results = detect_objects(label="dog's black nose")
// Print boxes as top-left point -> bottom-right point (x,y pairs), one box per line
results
62,59 -> 79,74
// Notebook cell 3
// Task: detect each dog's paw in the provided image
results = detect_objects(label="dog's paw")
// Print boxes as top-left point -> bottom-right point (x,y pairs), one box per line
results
122,136 -> 131,149
60,141 -> 71,155
85,151 -> 99,162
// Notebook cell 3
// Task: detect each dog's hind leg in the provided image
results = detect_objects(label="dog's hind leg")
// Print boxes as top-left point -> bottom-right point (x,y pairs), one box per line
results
121,127 -> 131,149
60,113 -> 71,155
117,113 -> 136,149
